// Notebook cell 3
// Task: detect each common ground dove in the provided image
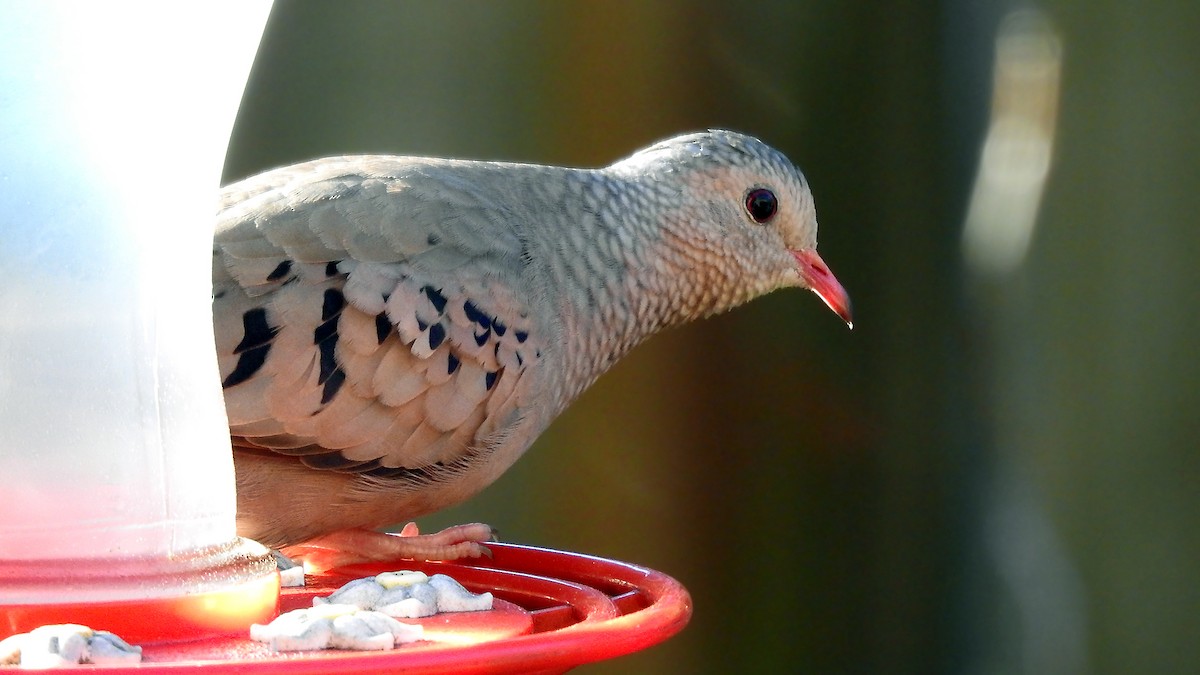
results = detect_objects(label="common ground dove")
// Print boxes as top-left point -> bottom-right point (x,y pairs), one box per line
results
213,130 -> 851,567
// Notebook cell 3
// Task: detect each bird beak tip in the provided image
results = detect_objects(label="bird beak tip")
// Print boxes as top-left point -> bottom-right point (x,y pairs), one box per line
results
816,289 -> 853,329
790,248 -> 853,329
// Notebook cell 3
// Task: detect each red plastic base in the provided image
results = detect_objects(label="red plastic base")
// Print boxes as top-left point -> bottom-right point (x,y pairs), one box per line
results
10,542 -> 692,673
0,571 -> 280,645
0,538 -> 279,643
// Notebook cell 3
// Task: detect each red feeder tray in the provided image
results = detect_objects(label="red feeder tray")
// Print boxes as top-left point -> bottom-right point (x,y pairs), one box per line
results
48,542 -> 692,673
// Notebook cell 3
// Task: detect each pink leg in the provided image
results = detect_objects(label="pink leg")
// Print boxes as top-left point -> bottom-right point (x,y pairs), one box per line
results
280,522 -> 495,573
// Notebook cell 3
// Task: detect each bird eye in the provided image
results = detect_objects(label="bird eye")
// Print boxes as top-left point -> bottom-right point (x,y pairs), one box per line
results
744,188 -> 778,223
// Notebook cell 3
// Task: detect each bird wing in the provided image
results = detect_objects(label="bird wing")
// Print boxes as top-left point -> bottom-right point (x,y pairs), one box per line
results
213,157 -> 544,479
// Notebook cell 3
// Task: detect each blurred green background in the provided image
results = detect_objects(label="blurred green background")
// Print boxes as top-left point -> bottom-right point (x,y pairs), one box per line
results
223,1 -> 1199,673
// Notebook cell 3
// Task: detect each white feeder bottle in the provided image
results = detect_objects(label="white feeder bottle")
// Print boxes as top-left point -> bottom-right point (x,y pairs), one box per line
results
0,2 -> 278,642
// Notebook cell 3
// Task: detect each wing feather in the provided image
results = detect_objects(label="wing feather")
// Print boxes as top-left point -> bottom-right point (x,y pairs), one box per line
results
214,156 -> 549,478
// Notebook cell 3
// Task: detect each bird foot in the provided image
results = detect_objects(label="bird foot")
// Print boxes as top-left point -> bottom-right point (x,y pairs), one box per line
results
279,522 -> 496,574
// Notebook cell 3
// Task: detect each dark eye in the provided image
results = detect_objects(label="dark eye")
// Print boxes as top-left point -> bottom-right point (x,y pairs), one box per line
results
744,188 -> 778,223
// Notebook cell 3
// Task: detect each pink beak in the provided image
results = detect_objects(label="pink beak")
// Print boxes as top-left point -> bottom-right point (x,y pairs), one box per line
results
790,248 -> 853,329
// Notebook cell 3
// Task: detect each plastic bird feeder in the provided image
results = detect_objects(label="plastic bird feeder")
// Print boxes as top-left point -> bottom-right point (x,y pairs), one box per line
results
0,1 -> 277,642
0,3 -> 692,670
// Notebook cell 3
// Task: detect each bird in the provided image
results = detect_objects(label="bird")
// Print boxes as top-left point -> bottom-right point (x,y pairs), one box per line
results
212,129 -> 851,570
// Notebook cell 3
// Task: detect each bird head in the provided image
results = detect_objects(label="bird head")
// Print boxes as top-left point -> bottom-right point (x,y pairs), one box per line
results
612,130 -> 853,328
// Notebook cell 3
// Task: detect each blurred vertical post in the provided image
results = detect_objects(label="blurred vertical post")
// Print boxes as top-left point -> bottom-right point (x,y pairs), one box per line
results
971,1 -> 1200,672
959,9 -> 1087,674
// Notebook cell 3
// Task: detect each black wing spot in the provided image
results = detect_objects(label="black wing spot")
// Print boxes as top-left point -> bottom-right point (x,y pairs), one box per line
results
266,259 -> 293,281
422,286 -> 448,314
314,290 -> 346,402
463,300 -> 491,330
515,330 -> 528,343
301,452 -> 376,472
364,464 -> 441,480
222,345 -> 270,388
447,353 -> 460,374
233,308 -> 278,354
325,261 -> 341,277
492,318 -> 507,337
320,368 -> 345,404
474,329 -> 490,347
313,317 -> 337,344
321,288 -> 346,322
428,322 -> 446,350
375,312 -> 392,344
315,323 -> 346,404
224,308 -> 279,388
316,327 -> 340,382
485,370 -> 498,390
